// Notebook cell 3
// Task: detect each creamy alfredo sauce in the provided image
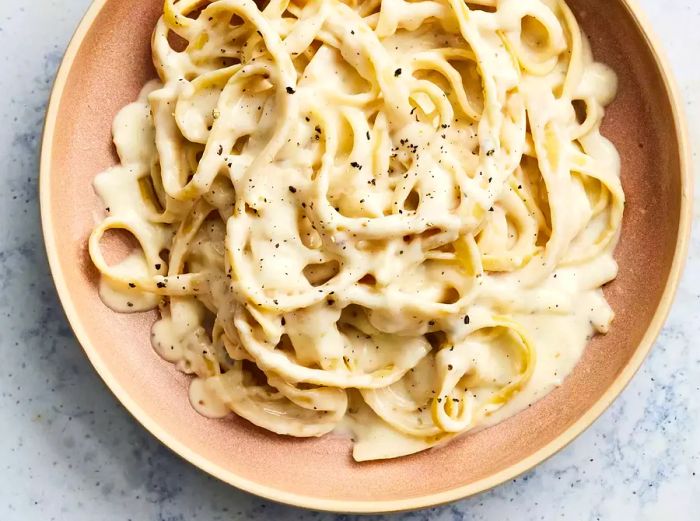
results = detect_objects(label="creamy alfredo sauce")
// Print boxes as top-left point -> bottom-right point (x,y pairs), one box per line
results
89,0 -> 623,461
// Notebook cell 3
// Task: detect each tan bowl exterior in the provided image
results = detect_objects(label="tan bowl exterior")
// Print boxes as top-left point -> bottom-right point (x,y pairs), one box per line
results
40,0 -> 691,513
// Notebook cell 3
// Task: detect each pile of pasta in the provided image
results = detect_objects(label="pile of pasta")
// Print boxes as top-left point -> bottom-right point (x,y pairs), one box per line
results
89,0 -> 623,460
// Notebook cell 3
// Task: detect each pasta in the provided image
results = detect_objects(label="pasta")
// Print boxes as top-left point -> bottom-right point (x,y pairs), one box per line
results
89,0 -> 623,461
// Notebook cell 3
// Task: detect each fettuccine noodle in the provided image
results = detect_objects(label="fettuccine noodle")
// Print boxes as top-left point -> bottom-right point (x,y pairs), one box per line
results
89,0 -> 623,461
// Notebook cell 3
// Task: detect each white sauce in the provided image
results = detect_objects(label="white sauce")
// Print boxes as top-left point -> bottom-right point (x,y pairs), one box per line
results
89,0 -> 624,461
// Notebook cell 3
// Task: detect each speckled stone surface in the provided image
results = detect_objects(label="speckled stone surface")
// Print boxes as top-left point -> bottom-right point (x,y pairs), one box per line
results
0,1 -> 698,519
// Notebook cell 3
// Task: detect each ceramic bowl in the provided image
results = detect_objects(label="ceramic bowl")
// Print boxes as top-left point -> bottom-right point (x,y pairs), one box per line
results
40,0 -> 691,513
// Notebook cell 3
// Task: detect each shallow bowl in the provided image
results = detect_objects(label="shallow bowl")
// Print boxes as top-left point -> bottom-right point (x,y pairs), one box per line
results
40,0 -> 692,513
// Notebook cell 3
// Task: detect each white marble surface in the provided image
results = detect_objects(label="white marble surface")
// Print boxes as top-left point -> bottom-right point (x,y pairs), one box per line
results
0,1 -> 698,519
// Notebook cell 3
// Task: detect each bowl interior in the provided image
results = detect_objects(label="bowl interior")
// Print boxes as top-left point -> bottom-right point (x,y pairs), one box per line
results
42,0 -> 686,511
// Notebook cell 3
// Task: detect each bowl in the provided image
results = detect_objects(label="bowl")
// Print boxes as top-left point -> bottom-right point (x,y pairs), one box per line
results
40,0 -> 691,513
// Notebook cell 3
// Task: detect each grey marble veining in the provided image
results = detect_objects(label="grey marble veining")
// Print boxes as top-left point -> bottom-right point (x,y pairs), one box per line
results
0,1 -> 698,519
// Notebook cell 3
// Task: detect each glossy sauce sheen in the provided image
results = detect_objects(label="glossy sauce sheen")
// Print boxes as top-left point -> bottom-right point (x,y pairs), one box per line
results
89,0 -> 623,461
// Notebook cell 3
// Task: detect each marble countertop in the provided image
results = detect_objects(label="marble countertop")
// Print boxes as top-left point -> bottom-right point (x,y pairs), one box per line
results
1,1 -> 698,519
